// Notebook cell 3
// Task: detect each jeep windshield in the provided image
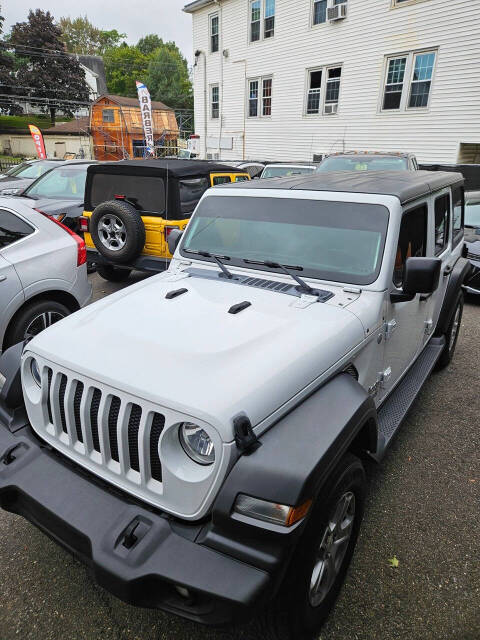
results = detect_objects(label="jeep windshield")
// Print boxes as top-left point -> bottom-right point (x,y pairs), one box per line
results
181,195 -> 389,286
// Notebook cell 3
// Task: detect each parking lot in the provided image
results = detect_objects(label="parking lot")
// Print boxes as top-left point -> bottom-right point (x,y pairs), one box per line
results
0,271 -> 479,640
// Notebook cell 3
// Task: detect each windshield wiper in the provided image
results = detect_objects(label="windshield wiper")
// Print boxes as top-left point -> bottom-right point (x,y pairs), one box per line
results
242,259 -> 315,294
183,248 -> 235,279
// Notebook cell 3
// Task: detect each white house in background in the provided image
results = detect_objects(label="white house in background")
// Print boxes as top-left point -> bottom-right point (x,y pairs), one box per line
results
183,0 -> 480,163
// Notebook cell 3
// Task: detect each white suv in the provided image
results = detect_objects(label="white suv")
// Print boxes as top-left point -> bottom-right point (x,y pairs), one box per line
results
0,171 -> 470,639
0,198 -> 91,353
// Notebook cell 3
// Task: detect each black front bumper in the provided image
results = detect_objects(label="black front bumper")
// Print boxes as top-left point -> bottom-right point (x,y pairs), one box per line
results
0,423 -> 271,625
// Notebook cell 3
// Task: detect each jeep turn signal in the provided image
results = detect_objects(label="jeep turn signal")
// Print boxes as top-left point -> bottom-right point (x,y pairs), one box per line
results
233,494 -> 312,527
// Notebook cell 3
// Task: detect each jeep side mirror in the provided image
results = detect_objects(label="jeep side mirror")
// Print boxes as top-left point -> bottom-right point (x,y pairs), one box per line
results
168,229 -> 184,255
390,257 -> 441,303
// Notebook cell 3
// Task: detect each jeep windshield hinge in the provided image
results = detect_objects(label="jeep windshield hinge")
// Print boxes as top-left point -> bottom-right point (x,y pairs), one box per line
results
233,415 -> 261,455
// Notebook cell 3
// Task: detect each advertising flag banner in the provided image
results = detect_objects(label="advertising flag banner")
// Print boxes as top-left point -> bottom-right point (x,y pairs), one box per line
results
28,124 -> 47,159
136,81 -> 155,156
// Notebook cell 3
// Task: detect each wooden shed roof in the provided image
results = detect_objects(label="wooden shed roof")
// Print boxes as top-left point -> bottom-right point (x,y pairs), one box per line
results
94,94 -> 173,112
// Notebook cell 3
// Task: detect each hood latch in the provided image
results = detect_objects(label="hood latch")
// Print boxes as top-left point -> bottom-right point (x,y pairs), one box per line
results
233,415 -> 261,455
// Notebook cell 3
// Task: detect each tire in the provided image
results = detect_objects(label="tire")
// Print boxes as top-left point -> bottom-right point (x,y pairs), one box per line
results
96,264 -> 132,282
4,300 -> 70,350
436,293 -> 464,369
90,200 -> 145,265
260,453 -> 366,640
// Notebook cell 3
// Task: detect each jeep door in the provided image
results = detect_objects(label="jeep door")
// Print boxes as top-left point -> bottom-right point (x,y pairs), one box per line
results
383,202 -> 431,388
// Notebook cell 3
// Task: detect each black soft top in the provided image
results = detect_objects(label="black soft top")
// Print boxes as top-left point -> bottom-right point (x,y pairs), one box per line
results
87,159 -> 241,179
218,170 -> 464,205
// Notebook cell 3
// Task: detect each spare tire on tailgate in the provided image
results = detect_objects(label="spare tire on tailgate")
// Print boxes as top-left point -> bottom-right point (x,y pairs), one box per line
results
90,200 -> 146,264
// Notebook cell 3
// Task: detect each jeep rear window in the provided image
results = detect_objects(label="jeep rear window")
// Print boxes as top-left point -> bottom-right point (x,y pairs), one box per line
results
179,177 -> 210,216
181,195 -> 389,286
90,174 -> 166,213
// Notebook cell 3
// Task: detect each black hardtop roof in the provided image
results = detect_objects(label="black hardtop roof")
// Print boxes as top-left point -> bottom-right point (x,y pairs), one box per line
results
87,158 -> 243,178
217,170 -> 464,204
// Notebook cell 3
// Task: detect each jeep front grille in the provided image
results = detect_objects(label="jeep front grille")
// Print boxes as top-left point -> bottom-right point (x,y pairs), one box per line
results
40,367 -> 166,497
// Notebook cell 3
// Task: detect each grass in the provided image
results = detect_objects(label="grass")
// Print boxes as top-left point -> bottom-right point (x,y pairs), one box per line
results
0,114 -> 72,131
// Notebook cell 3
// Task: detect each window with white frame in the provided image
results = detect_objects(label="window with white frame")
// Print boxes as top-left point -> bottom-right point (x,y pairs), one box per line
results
210,13 -> 219,53
248,77 -> 273,117
382,50 -> 436,111
250,0 -> 275,42
211,84 -> 219,119
313,0 -> 328,24
306,66 -> 342,115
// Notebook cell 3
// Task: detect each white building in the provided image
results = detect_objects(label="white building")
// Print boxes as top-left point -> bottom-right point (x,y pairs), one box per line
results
183,0 -> 480,164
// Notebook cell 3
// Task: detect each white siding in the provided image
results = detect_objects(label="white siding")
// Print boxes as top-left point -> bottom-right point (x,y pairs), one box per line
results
188,0 -> 480,163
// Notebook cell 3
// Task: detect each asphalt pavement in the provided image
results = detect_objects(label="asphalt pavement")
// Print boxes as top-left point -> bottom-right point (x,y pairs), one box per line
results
0,271 -> 478,640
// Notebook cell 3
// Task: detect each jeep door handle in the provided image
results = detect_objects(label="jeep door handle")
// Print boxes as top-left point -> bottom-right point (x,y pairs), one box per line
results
0,275 -> 6,282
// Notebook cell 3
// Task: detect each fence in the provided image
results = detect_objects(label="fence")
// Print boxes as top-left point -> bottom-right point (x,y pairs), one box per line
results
0,157 -> 23,173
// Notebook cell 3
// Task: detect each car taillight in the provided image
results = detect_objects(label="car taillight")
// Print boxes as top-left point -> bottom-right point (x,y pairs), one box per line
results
164,226 -> 178,242
41,213 -> 87,267
79,216 -> 89,233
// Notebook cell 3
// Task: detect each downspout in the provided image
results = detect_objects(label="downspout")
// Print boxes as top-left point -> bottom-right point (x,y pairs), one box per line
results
195,49 -> 208,159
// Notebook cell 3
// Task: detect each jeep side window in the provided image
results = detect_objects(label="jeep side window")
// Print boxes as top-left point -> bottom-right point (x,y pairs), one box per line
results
0,209 -> 34,249
212,176 -> 231,185
393,204 -> 427,288
434,193 -> 450,255
452,186 -> 464,247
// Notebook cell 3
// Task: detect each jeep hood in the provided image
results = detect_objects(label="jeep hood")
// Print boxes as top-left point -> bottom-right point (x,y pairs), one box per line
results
27,272 -> 366,441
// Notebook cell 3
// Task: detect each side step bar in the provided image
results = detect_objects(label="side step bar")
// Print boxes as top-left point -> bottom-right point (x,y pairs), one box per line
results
373,337 -> 445,461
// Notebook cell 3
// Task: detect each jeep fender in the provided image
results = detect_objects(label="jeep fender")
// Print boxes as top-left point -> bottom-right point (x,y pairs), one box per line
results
435,257 -> 471,336
0,342 -> 27,432
201,373 -> 377,574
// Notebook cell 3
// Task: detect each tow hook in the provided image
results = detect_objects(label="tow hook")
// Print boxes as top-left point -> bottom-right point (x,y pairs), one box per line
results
1,443 -> 28,466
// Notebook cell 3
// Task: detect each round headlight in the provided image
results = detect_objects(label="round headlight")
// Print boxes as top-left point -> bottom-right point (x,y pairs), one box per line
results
179,422 -> 215,465
30,358 -> 41,387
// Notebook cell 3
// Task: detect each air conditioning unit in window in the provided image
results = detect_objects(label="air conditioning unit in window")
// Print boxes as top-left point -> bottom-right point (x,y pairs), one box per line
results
324,103 -> 338,115
206,152 -> 220,160
328,3 -> 347,21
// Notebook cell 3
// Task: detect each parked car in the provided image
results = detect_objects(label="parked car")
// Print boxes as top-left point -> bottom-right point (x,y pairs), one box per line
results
15,161 -> 97,231
463,190 -> 480,293
0,159 -> 66,196
80,159 -> 250,281
223,161 -> 265,179
317,151 -> 419,172
0,170 -> 469,639
260,163 -> 316,179
0,198 -> 91,354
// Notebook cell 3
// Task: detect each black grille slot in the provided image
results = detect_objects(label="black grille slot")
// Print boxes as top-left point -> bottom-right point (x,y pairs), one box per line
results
108,396 -> 121,462
90,388 -> 102,452
58,374 -> 68,434
46,368 -> 53,423
73,381 -> 84,442
150,413 -> 165,482
128,404 -> 142,472
242,277 -> 291,293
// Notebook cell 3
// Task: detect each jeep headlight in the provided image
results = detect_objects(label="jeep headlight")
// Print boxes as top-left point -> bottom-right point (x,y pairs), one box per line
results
179,422 -> 215,465
30,358 -> 41,387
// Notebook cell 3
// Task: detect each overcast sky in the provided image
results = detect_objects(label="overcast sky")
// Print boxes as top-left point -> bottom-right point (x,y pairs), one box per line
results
2,0 -> 194,63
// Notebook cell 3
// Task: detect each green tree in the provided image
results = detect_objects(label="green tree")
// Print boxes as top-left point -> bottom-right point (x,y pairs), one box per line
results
146,44 -> 193,110
10,10 -> 90,124
137,34 -> 163,56
59,16 -> 126,56
0,4 -> 21,114
104,45 -> 149,97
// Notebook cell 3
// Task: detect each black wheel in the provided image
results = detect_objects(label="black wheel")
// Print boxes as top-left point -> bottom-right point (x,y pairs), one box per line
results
90,200 -> 145,265
436,293 -> 464,369
260,453 -> 366,640
4,300 -> 70,350
96,264 -> 132,282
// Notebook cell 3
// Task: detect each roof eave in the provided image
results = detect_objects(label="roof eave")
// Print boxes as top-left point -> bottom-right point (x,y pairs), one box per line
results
183,0 -> 215,14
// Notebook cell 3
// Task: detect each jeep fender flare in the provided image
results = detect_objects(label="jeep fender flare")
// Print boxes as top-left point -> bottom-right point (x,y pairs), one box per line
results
435,257 -> 471,336
201,374 -> 377,576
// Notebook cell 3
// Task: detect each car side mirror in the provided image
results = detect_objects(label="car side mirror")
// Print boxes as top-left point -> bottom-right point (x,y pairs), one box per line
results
168,229 -> 184,255
390,257 -> 441,303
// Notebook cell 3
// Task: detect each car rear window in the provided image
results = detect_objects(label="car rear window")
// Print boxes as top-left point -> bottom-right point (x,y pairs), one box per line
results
90,174 -> 166,213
